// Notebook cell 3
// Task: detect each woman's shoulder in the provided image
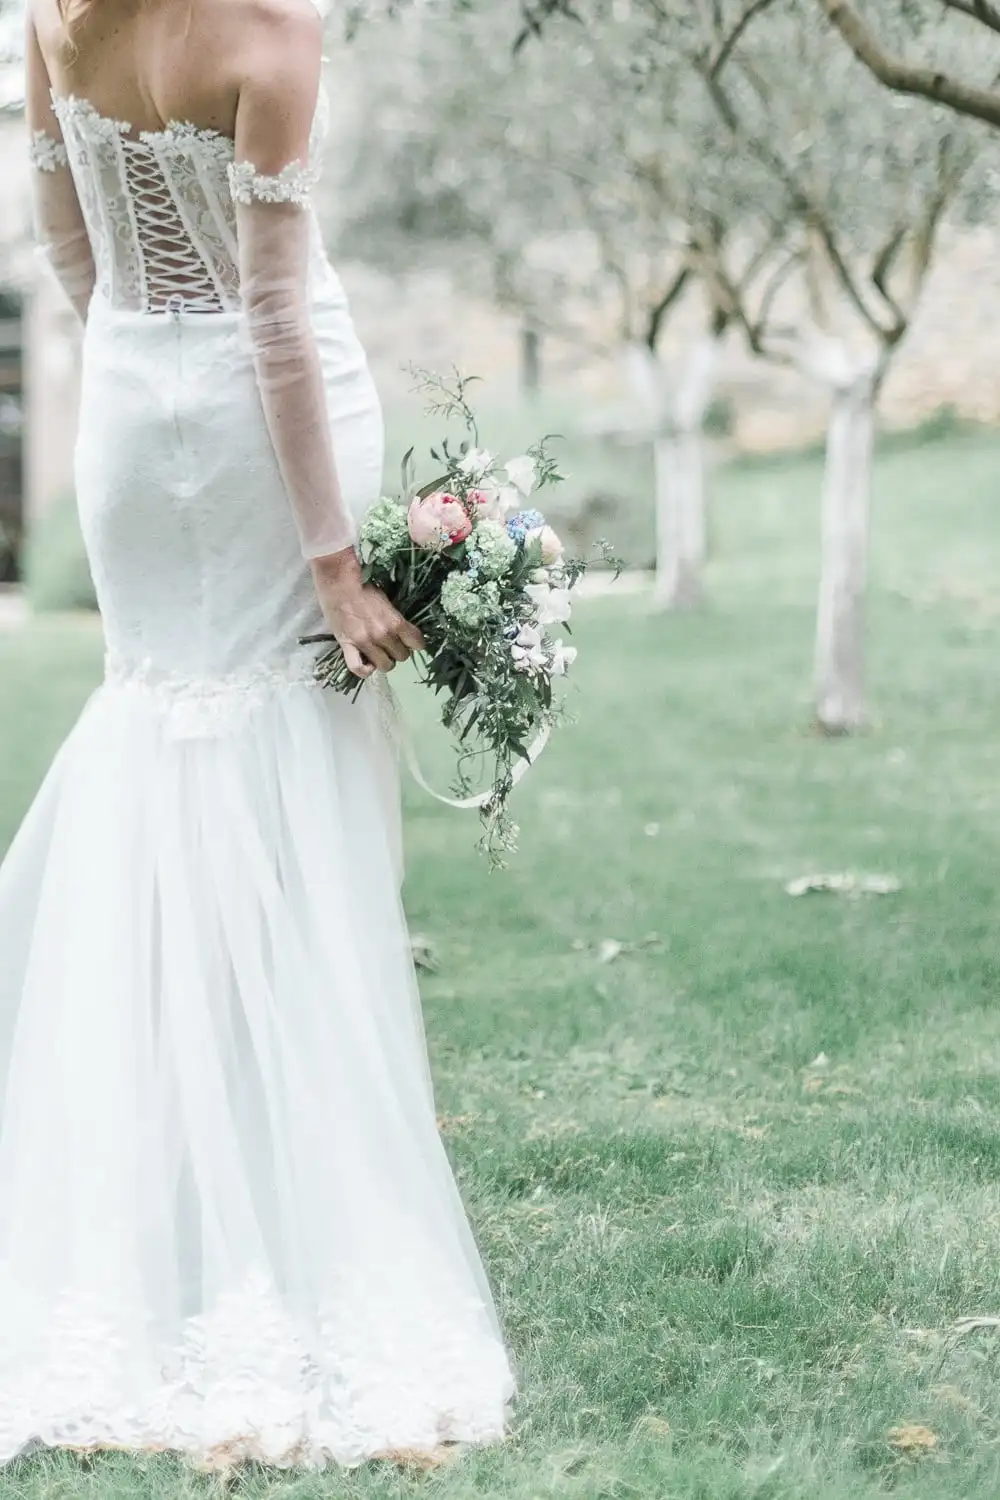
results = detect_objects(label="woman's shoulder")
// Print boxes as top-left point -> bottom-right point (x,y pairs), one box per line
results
209,0 -> 322,109
226,0 -> 325,44
213,0 -> 324,87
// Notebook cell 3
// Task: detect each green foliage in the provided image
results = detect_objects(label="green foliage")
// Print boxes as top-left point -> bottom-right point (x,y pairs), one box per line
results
23,495 -> 97,614
5,426 -> 1000,1495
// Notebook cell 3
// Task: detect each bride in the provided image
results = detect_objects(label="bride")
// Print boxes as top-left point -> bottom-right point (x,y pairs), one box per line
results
0,0 -> 514,1469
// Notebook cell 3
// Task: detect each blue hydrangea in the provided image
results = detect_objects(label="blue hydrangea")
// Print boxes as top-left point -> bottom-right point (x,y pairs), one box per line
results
506,509 -> 546,546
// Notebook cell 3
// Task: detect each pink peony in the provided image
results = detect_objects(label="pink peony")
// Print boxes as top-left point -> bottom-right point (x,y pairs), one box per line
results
407,492 -> 473,550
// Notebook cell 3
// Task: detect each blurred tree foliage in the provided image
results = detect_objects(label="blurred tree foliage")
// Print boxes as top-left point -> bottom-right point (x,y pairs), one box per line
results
511,0 -> 1000,128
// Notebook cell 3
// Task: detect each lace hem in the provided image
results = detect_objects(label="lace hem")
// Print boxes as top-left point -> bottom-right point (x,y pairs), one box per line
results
103,654 -> 324,739
228,160 -> 318,207
29,130 -> 69,172
0,1266 -> 514,1468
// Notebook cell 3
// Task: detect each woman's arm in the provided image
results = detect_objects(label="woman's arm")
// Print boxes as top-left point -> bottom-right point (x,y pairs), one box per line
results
25,12 -> 95,321
231,6 -> 423,675
231,10 -> 354,561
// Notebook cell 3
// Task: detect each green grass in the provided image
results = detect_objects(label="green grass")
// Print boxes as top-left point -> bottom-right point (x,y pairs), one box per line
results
4,429 -> 1000,1497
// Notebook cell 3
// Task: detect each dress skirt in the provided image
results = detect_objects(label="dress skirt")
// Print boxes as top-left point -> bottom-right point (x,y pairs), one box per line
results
0,283 -> 514,1466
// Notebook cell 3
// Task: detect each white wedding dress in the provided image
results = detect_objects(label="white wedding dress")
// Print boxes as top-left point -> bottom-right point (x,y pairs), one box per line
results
0,16 -> 514,1470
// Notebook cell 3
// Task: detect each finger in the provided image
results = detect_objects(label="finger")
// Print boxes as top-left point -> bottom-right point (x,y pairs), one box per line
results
363,643 -> 396,673
382,633 -> 411,664
343,642 -> 374,679
397,619 -> 426,654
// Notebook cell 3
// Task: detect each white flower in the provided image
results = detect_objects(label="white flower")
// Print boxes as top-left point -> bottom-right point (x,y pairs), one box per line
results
530,524 -> 564,565
494,483 -> 522,517
550,640 -> 578,677
470,478 -> 520,521
505,455 -> 537,496
525,582 -> 573,627
458,447 -> 495,479
511,624 -> 548,674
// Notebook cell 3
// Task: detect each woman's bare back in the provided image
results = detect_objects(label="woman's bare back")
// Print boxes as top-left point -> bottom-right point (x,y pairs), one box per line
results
31,0 -> 320,144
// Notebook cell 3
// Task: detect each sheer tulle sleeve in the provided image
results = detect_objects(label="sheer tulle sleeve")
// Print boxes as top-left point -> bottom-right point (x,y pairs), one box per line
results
229,33 -> 356,561
26,22 -> 95,322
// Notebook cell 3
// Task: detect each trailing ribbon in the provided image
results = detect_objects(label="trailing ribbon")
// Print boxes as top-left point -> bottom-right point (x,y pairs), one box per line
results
375,678 -> 551,811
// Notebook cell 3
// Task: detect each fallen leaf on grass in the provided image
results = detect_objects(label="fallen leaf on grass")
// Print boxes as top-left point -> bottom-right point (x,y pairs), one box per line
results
409,935 -> 438,971
633,1414 -> 671,1439
436,1114 -> 477,1133
953,1315 -> 1000,1335
371,1446 -> 460,1471
785,872 -> 901,898
574,935 -> 666,963
931,1384 -> 981,1415
887,1425 -> 937,1455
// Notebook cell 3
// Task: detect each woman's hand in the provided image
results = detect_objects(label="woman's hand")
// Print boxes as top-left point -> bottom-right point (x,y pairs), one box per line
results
311,548 -> 425,679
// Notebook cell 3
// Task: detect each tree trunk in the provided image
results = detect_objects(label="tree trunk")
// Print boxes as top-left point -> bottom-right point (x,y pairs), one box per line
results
813,358 -> 877,734
651,425 -> 706,609
520,323 -> 541,397
627,334 -> 722,612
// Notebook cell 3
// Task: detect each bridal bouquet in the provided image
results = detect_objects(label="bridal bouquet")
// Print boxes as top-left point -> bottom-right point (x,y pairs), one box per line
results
305,373 -> 616,866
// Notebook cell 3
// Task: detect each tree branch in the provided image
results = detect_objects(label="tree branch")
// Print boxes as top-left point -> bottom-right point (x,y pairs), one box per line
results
815,0 -> 1000,128
905,133 -> 972,297
708,0 -> 778,79
705,62 -> 899,341
941,0 -> 1000,37
868,226 -> 909,344
645,264 -> 692,349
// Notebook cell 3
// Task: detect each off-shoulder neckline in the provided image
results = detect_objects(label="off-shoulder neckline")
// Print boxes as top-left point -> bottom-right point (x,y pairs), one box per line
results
51,93 -> 236,150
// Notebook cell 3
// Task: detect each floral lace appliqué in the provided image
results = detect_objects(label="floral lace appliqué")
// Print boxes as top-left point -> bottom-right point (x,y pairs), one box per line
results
0,1265 -> 514,1467
228,160 -> 319,208
138,120 -> 235,165
29,130 -> 69,172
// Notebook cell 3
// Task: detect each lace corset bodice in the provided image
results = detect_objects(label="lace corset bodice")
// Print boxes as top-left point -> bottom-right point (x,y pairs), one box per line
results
47,93 -> 329,314
28,9 -> 357,560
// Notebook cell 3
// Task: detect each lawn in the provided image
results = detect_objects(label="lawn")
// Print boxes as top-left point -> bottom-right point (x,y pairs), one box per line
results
3,428 -> 1000,1498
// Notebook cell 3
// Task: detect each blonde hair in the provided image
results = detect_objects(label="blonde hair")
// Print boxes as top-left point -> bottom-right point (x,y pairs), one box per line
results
56,0 -> 143,35
56,0 -> 97,31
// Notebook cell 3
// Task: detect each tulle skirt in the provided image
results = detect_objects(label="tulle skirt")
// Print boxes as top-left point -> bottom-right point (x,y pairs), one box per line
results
0,293 -> 514,1466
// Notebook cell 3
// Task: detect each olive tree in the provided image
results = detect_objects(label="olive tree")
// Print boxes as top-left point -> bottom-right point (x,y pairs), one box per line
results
815,0 -> 1000,127
343,0 -> 991,729
661,1 -> 984,731
337,3 -> 787,610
